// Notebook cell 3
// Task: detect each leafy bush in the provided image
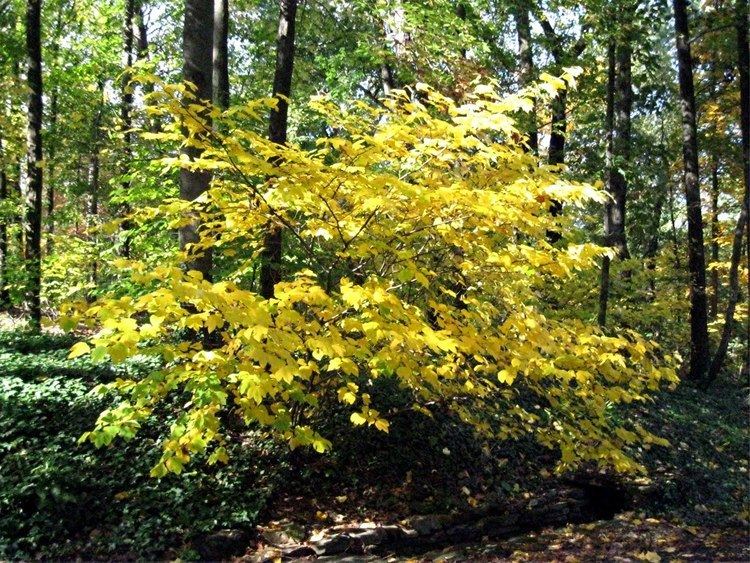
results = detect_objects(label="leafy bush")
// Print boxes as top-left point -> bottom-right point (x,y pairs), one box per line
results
64,78 -> 677,479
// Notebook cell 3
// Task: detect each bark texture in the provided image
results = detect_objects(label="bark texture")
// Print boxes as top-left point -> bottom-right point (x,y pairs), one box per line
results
514,1 -> 537,153
213,0 -> 230,109
180,0 -> 214,279
0,137 -> 9,309
260,0 -> 298,299
598,39 -> 617,327
24,0 -> 44,329
672,0 -> 710,381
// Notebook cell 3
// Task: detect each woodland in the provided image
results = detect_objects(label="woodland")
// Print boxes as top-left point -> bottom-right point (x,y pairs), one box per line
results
0,0 -> 748,560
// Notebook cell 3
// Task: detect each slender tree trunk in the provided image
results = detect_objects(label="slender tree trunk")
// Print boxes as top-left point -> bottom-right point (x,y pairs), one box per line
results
455,2 -> 467,59
537,16 -> 586,244
704,0 -> 749,386
46,91 -> 57,255
89,82 -> 103,290
213,0 -> 230,109
0,137 -> 9,309
672,0 -> 710,381
610,41 -> 632,260
24,0 -> 44,330
514,1 -> 537,153
135,0 -> 149,58
45,10 -> 63,256
121,0 -> 135,259
380,63 -> 395,95
709,159 -> 720,318
644,182 -> 666,298
598,39 -> 617,327
260,0 -> 298,299
180,0 -> 214,279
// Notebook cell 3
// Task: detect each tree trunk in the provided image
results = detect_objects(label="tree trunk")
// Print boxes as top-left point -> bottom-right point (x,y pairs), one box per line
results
598,39 -> 617,327
537,15 -> 585,243
89,82 -> 104,290
0,137 -> 10,309
381,63 -> 395,95
709,159 -> 720,318
135,0 -> 149,59
260,0 -> 298,299
46,91 -> 57,255
704,0 -> 749,386
672,0 -> 709,382
121,0 -> 135,258
514,1 -> 537,153
24,0 -> 44,330
610,41 -> 632,260
45,10 -> 63,256
213,0 -> 230,109
180,0 -> 214,279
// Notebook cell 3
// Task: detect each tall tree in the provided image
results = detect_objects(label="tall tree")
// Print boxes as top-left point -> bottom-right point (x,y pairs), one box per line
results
0,136 -> 9,309
513,0 -> 537,152
672,0 -> 710,381
180,0 -> 214,278
24,0 -> 44,329
538,15 -> 586,242
599,31 -> 634,326
598,38 -> 617,326
709,158 -> 720,318
704,0 -> 749,385
213,0 -> 229,109
44,9 -> 63,255
259,0 -> 298,299
88,81 -> 104,289
120,0 -> 135,258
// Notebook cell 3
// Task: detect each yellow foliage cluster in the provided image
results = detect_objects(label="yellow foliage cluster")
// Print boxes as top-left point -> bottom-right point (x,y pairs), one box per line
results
63,76 -> 677,477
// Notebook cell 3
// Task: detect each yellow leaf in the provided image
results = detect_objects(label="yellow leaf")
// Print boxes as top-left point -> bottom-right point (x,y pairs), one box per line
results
69,342 -> 91,359
350,412 -> 367,426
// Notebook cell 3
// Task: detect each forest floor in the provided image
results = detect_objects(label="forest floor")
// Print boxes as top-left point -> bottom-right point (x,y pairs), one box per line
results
0,320 -> 748,561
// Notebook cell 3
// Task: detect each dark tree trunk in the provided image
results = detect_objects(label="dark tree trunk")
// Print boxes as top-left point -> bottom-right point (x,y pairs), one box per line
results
213,0 -> 230,109
704,0 -> 749,386
598,39 -> 617,327
538,16 -> 585,243
0,137 -> 10,309
672,0 -> 710,382
709,159 -> 720,318
24,0 -> 44,330
456,2 -> 467,59
260,0 -> 298,299
548,91 -> 567,167
135,0 -> 149,59
514,1 -> 537,153
121,0 -> 135,258
610,42 -> 632,260
180,0 -> 214,279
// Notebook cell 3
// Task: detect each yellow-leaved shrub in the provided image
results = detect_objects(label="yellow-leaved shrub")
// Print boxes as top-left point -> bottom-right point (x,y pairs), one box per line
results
62,75 -> 678,477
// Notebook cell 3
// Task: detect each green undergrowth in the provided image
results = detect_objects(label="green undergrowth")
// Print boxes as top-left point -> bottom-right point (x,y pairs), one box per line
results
637,380 -> 750,526
0,329 -> 747,559
0,331 -> 282,560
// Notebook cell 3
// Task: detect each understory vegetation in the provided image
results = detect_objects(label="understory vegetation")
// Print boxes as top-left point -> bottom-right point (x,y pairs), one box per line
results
0,328 -> 747,559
